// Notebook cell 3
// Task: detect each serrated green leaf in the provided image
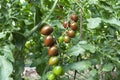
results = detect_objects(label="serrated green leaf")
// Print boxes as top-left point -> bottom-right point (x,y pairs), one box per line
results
103,18 -> 120,26
67,44 -> 85,56
81,44 -> 95,53
99,5 -> 113,12
49,20 -> 64,29
87,17 -> 101,29
64,61 -> 91,72
89,69 -> 97,76
0,56 -> 13,80
102,63 -> 114,72
0,32 -> 6,39
3,45 -> 14,62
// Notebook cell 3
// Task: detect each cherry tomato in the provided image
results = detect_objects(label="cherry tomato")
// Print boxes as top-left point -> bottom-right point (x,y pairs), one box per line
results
70,13 -> 78,22
64,36 -> 70,43
70,22 -> 78,31
40,25 -> 53,35
67,30 -> 75,38
63,21 -> 70,28
44,35 -> 54,47
47,73 -> 56,80
53,66 -> 64,76
58,36 -> 64,43
49,56 -> 59,65
48,46 -> 58,56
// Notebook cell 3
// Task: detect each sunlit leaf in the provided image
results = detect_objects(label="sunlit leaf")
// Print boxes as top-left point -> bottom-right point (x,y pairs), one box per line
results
64,61 -> 91,72
81,44 -> 96,53
103,18 -> 120,26
0,32 -> 6,39
87,17 -> 101,29
67,44 -> 85,56
102,63 -> 114,72
49,20 -> 64,29
0,56 -> 13,80
3,45 -> 14,62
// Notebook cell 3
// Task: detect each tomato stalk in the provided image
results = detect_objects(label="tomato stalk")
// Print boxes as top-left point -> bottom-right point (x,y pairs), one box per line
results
74,2 -> 83,80
26,0 -> 59,38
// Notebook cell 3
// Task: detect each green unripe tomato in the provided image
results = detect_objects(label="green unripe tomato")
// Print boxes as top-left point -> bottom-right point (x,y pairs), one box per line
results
49,56 -> 59,66
58,36 -> 64,43
64,36 -> 70,43
47,73 -> 56,80
53,66 -> 64,76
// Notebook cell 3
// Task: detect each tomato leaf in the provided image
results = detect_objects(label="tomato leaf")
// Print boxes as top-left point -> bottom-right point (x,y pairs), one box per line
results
0,32 -> 6,39
103,18 -> 120,26
102,63 -> 114,72
12,32 -> 26,51
80,44 -> 96,53
49,20 -> 64,29
0,56 -> 13,80
64,61 -> 91,72
87,17 -> 101,29
3,45 -> 15,62
67,44 -> 85,56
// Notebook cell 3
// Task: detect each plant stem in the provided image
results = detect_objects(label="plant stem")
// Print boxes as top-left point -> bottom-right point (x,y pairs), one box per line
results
74,56 -> 79,80
79,7 -> 83,40
26,0 -> 59,38
74,3 -> 83,80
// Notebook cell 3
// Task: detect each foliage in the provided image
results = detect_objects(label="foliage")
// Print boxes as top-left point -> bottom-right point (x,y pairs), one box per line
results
0,0 -> 120,80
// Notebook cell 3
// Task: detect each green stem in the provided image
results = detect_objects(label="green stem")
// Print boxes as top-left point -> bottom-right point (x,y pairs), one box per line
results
99,55 -> 103,80
26,0 -> 59,38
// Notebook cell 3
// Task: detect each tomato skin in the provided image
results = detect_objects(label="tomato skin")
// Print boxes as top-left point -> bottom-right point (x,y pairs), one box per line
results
67,30 -> 75,38
63,21 -> 70,28
44,35 -> 54,47
70,22 -> 78,31
64,36 -> 70,43
40,25 -> 53,35
58,36 -> 64,43
49,56 -> 59,65
48,46 -> 58,56
53,66 -> 64,76
70,14 -> 78,22
47,73 -> 56,80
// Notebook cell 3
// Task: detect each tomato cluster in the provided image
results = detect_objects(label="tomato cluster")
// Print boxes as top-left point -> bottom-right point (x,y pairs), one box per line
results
40,13 -> 78,80
40,25 -> 64,80
60,13 -> 78,43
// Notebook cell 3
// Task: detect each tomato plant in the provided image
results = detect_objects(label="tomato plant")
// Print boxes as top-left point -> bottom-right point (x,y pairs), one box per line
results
0,0 -> 120,80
